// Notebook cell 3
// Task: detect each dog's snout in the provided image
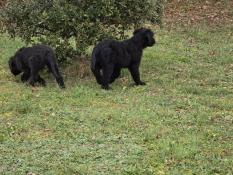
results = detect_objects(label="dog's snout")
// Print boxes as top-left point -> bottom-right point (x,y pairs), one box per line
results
150,38 -> 156,46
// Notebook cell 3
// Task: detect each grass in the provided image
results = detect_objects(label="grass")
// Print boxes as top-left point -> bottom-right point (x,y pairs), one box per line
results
0,24 -> 233,175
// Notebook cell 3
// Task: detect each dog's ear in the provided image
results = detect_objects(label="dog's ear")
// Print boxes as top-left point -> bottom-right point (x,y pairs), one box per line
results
18,47 -> 25,51
9,56 -> 21,75
143,29 -> 156,47
8,57 -> 14,69
133,28 -> 145,35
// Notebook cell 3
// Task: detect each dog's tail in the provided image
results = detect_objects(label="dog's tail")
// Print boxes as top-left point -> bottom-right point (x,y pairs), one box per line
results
46,52 -> 65,89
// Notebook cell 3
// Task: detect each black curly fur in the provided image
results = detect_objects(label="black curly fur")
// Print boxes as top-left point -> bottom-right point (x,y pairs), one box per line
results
9,45 -> 65,88
91,28 -> 156,90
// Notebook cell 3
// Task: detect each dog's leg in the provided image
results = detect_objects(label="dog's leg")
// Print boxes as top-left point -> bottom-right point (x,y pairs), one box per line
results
109,67 -> 121,84
102,64 -> 114,90
91,66 -> 102,85
23,68 -> 45,86
47,59 -> 65,89
21,70 -> 30,83
29,57 -> 39,86
29,69 -> 38,86
129,64 -> 146,86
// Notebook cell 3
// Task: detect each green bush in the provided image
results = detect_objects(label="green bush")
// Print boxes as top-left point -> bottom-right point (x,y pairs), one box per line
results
0,0 -> 164,63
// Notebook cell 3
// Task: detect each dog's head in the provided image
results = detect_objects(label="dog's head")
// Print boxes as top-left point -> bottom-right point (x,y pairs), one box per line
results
133,28 -> 156,48
8,56 -> 21,75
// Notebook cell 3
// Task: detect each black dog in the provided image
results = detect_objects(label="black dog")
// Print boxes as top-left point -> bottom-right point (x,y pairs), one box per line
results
91,28 -> 156,90
9,45 -> 65,88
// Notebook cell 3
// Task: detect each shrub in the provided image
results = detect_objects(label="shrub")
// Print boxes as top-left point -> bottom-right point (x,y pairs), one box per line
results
0,0 -> 164,63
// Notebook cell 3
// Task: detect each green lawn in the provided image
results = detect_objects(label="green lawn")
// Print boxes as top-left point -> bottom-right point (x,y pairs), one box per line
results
0,25 -> 233,175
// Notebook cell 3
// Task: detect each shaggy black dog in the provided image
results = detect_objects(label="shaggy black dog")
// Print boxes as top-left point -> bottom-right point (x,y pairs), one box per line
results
9,45 -> 65,88
91,28 -> 156,90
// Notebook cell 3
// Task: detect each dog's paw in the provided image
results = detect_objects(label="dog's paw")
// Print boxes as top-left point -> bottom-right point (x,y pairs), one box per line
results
97,80 -> 103,85
59,84 -> 66,89
136,81 -> 146,86
101,85 -> 112,90
28,80 -> 36,87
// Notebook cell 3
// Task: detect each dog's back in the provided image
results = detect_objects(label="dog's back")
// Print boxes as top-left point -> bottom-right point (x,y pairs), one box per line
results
17,45 -> 56,67
20,45 -> 53,59
92,39 -> 131,68
91,40 -> 116,69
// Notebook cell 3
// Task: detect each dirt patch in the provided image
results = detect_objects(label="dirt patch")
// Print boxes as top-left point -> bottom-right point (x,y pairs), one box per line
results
164,0 -> 233,28
0,0 -> 6,7
64,57 -> 92,79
